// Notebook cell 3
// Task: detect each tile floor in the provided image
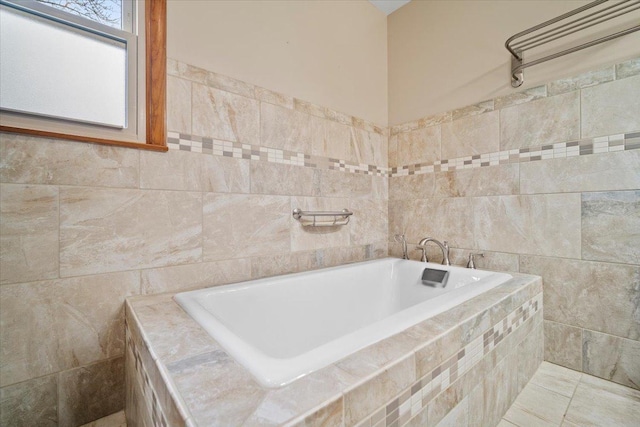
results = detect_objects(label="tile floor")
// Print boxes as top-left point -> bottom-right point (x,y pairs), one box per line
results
79,410 -> 126,427
499,362 -> 640,427
88,362 -> 639,427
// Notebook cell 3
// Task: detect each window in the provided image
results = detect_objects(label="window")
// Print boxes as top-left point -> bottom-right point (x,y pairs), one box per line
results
0,0 -> 166,150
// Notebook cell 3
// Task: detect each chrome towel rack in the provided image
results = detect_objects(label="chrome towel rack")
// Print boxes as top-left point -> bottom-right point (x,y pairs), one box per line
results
505,0 -> 640,87
292,208 -> 353,227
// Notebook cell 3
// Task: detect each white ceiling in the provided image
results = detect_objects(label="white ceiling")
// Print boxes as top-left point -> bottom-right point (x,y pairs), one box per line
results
369,0 -> 412,16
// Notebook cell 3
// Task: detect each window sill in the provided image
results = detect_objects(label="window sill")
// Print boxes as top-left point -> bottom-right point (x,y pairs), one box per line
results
0,126 -> 168,152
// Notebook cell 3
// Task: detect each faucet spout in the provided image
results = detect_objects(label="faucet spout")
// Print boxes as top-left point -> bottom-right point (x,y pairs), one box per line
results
417,237 -> 451,265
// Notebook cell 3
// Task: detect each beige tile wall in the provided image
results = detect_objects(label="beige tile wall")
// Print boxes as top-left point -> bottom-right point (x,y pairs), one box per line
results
2,55 -> 638,426
0,60 -> 388,425
388,59 -> 640,391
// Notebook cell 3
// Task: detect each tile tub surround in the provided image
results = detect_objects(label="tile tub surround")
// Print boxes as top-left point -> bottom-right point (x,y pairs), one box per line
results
0,60 -> 389,425
388,57 -> 640,390
0,50 -> 637,426
125,271 -> 542,426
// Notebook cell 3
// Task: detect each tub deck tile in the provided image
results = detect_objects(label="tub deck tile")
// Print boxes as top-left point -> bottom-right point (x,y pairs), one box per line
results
126,268 -> 542,426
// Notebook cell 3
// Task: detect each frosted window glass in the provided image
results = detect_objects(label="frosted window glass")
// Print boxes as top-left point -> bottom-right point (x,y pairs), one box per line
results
0,6 -> 127,128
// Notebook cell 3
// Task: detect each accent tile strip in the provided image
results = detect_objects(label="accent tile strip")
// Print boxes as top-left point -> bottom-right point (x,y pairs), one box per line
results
168,131 -> 640,178
354,293 -> 542,427
127,331 -> 170,427
167,131 -> 389,177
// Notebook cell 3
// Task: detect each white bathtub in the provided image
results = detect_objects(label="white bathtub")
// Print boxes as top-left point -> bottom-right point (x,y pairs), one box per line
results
174,258 -> 512,388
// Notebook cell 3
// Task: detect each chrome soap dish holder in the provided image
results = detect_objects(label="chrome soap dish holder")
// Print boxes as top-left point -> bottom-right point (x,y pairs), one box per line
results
292,208 -> 353,227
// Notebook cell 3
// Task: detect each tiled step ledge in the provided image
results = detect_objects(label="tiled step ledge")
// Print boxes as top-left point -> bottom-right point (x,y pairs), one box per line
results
124,270 -> 541,426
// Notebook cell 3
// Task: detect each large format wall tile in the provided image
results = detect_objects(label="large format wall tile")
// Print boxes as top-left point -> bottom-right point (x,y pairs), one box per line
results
311,117 -> 352,161
434,163 -> 519,198
371,175 -> 388,200
520,255 -> 640,340
395,125 -> 441,167
583,330 -> 640,390
582,75 -> 640,138
446,248 -> 520,272
202,155 -> 250,194
582,191 -> 639,265
192,83 -> 259,144
500,91 -> 580,149
390,197 -> 475,250
250,161 -> 316,196
544,320 -> 583,371
469,352 -> 519,427
59,357 -> 125,426
167,75 -> 191,134
60,188 -> 202,276
350,198 -> 388,246
0,374 -> 58,427
315,168 -> 374,199
351,128 -> 387,167
388,199 -> 425,248
140,150 -> 203,191
0,271 -> 139,387
203,193 -> 290,260
0,134 -> 139,188
389,174 -> 435,200
261,102 -> 312,153
320,245 -> 368,268
141,258 -> 252,295
250,251 -> 320,279
520,150 -> 640,194
474,194 -> 581,258
0,184 -> 58,285
442,110 -> 499,159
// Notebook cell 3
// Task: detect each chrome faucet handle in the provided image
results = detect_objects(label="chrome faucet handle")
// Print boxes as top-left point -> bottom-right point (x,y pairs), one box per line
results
394,234 -> 409,260
467,252 -> 484,269
443,241 -> 451,266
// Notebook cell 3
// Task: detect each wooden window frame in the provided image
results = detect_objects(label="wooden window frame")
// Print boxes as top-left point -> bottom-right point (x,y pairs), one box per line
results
0,0 -> 167,152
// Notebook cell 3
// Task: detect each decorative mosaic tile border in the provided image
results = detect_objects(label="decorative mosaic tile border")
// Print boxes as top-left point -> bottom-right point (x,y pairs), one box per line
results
354,292 -> 543,427
167,131 -> 389,177
391,132 -> 640,177
168,130 -> 640,179
389,57 -> 639,135
168,58 -> 387,136
127,331 -> 170,427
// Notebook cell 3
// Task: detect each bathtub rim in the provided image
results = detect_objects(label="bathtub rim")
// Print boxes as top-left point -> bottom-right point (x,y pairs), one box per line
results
125,265 -> 542,427
173,257 -> 513,388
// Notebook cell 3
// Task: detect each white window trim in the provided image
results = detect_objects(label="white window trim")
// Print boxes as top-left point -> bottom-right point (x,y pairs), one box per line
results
0,0 -> 146,143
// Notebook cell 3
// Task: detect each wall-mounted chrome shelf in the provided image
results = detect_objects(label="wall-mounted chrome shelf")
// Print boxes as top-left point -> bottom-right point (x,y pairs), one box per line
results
506,0 -> 640,87
292,208 -> 353,227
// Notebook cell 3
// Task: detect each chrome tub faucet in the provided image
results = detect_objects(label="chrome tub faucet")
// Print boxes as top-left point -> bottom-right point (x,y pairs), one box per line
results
416,237 -> 451,265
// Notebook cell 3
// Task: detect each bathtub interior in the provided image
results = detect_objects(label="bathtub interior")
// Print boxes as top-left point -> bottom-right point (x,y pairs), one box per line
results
174,258 -> 512,387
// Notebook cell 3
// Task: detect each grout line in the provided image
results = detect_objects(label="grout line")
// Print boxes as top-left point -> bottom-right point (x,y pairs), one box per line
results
57,184 -> 61,280
562,376 -> 582,425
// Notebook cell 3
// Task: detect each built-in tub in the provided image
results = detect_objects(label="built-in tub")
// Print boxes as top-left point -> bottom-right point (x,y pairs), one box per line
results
175,258 -> 512,388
